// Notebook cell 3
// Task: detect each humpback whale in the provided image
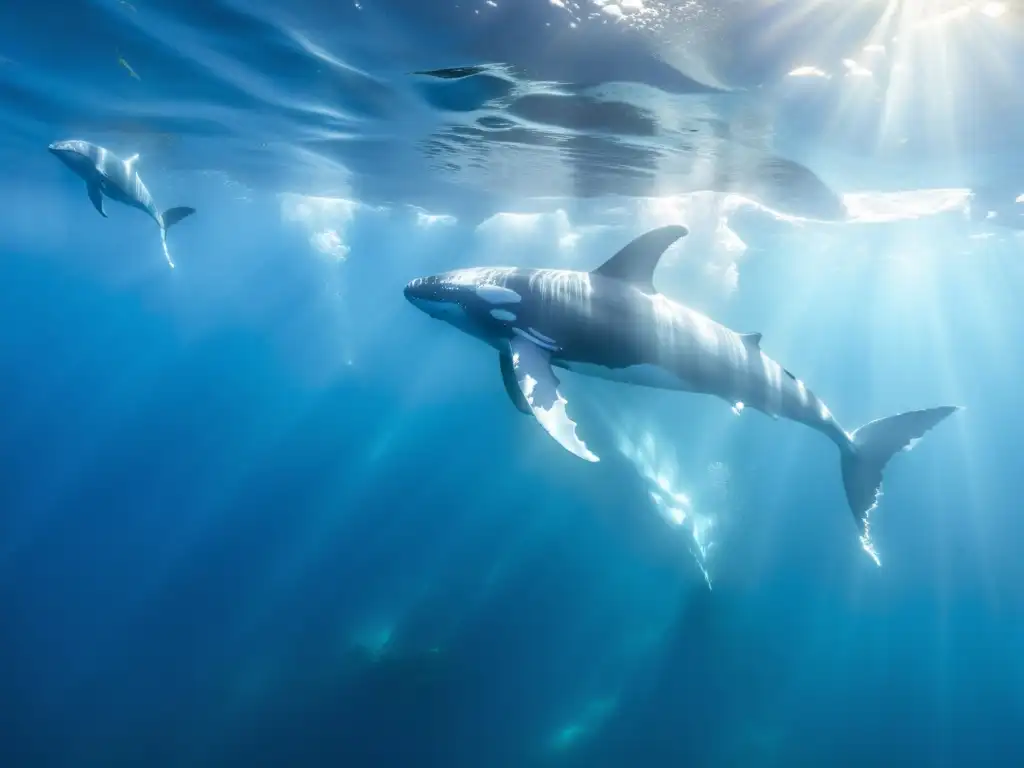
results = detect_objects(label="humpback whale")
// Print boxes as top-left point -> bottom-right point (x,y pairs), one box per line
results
404,225 -> 961,563
48,139 -> 195,268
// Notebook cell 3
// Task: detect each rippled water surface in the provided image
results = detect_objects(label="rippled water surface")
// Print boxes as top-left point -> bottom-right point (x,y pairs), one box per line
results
5,0 -> 1021,215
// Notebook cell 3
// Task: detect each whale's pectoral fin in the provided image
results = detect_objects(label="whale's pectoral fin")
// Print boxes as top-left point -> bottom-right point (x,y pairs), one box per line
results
87,182 -> 107,218
499,349 -> 531,415
507,336 -> 599,462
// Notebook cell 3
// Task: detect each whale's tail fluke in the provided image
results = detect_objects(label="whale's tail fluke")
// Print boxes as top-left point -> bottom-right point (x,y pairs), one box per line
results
163,206 -> 195,230
840,405 -> 961,565
159,206 -> 196,269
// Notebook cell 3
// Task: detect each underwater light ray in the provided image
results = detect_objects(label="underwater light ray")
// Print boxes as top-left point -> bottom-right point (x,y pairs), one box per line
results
912,248 -> 1007,613
719,237 -> 854,571
877,16 -> 919,148
912,259 -> 979,616
0,323 -> 190,567
592,396 -> 730,586
855,228 -> 944,588
920,7 -> 965,166
868,1 -> 976,156
851,224 -> 977,581
227,362 -> 578,650
221,412 -> 399,639
97,379 -> 337,622
755,0 -> 883,48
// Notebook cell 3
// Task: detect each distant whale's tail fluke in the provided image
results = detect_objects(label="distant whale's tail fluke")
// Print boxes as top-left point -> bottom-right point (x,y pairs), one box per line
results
159,206 -> 196,269
163,206 -> 196,229
841,406 -> 961,565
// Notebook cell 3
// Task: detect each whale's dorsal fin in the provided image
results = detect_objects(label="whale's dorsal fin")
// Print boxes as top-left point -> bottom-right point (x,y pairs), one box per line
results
591,224 -> 689,294
87,181 -> 107,218
740,332 -> 762,349
124,153 -> 139,171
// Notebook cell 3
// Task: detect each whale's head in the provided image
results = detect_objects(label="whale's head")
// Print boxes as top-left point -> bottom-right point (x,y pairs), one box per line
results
405,268 -> 527,343
404,273 -> 475,329
48,139 -> 95,174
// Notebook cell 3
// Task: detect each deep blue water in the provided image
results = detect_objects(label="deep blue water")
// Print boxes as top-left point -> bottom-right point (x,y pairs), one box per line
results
2,0 -> 1024,766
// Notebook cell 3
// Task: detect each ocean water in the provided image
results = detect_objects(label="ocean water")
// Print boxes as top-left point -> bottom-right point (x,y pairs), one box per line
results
1,0 -> 1023,765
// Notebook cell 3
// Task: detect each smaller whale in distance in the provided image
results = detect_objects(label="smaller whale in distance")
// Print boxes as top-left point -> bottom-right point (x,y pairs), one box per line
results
404,225 -> 961,564
48,139 -> 195,269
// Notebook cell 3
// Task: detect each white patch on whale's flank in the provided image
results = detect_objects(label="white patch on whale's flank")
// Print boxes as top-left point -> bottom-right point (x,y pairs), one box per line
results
732,401 -> 745,415
513,327 -> 558,351
490,309 -> 517,322
476,284 -> 522,304
561,361 -> 694,391
527,327 -> 556,345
